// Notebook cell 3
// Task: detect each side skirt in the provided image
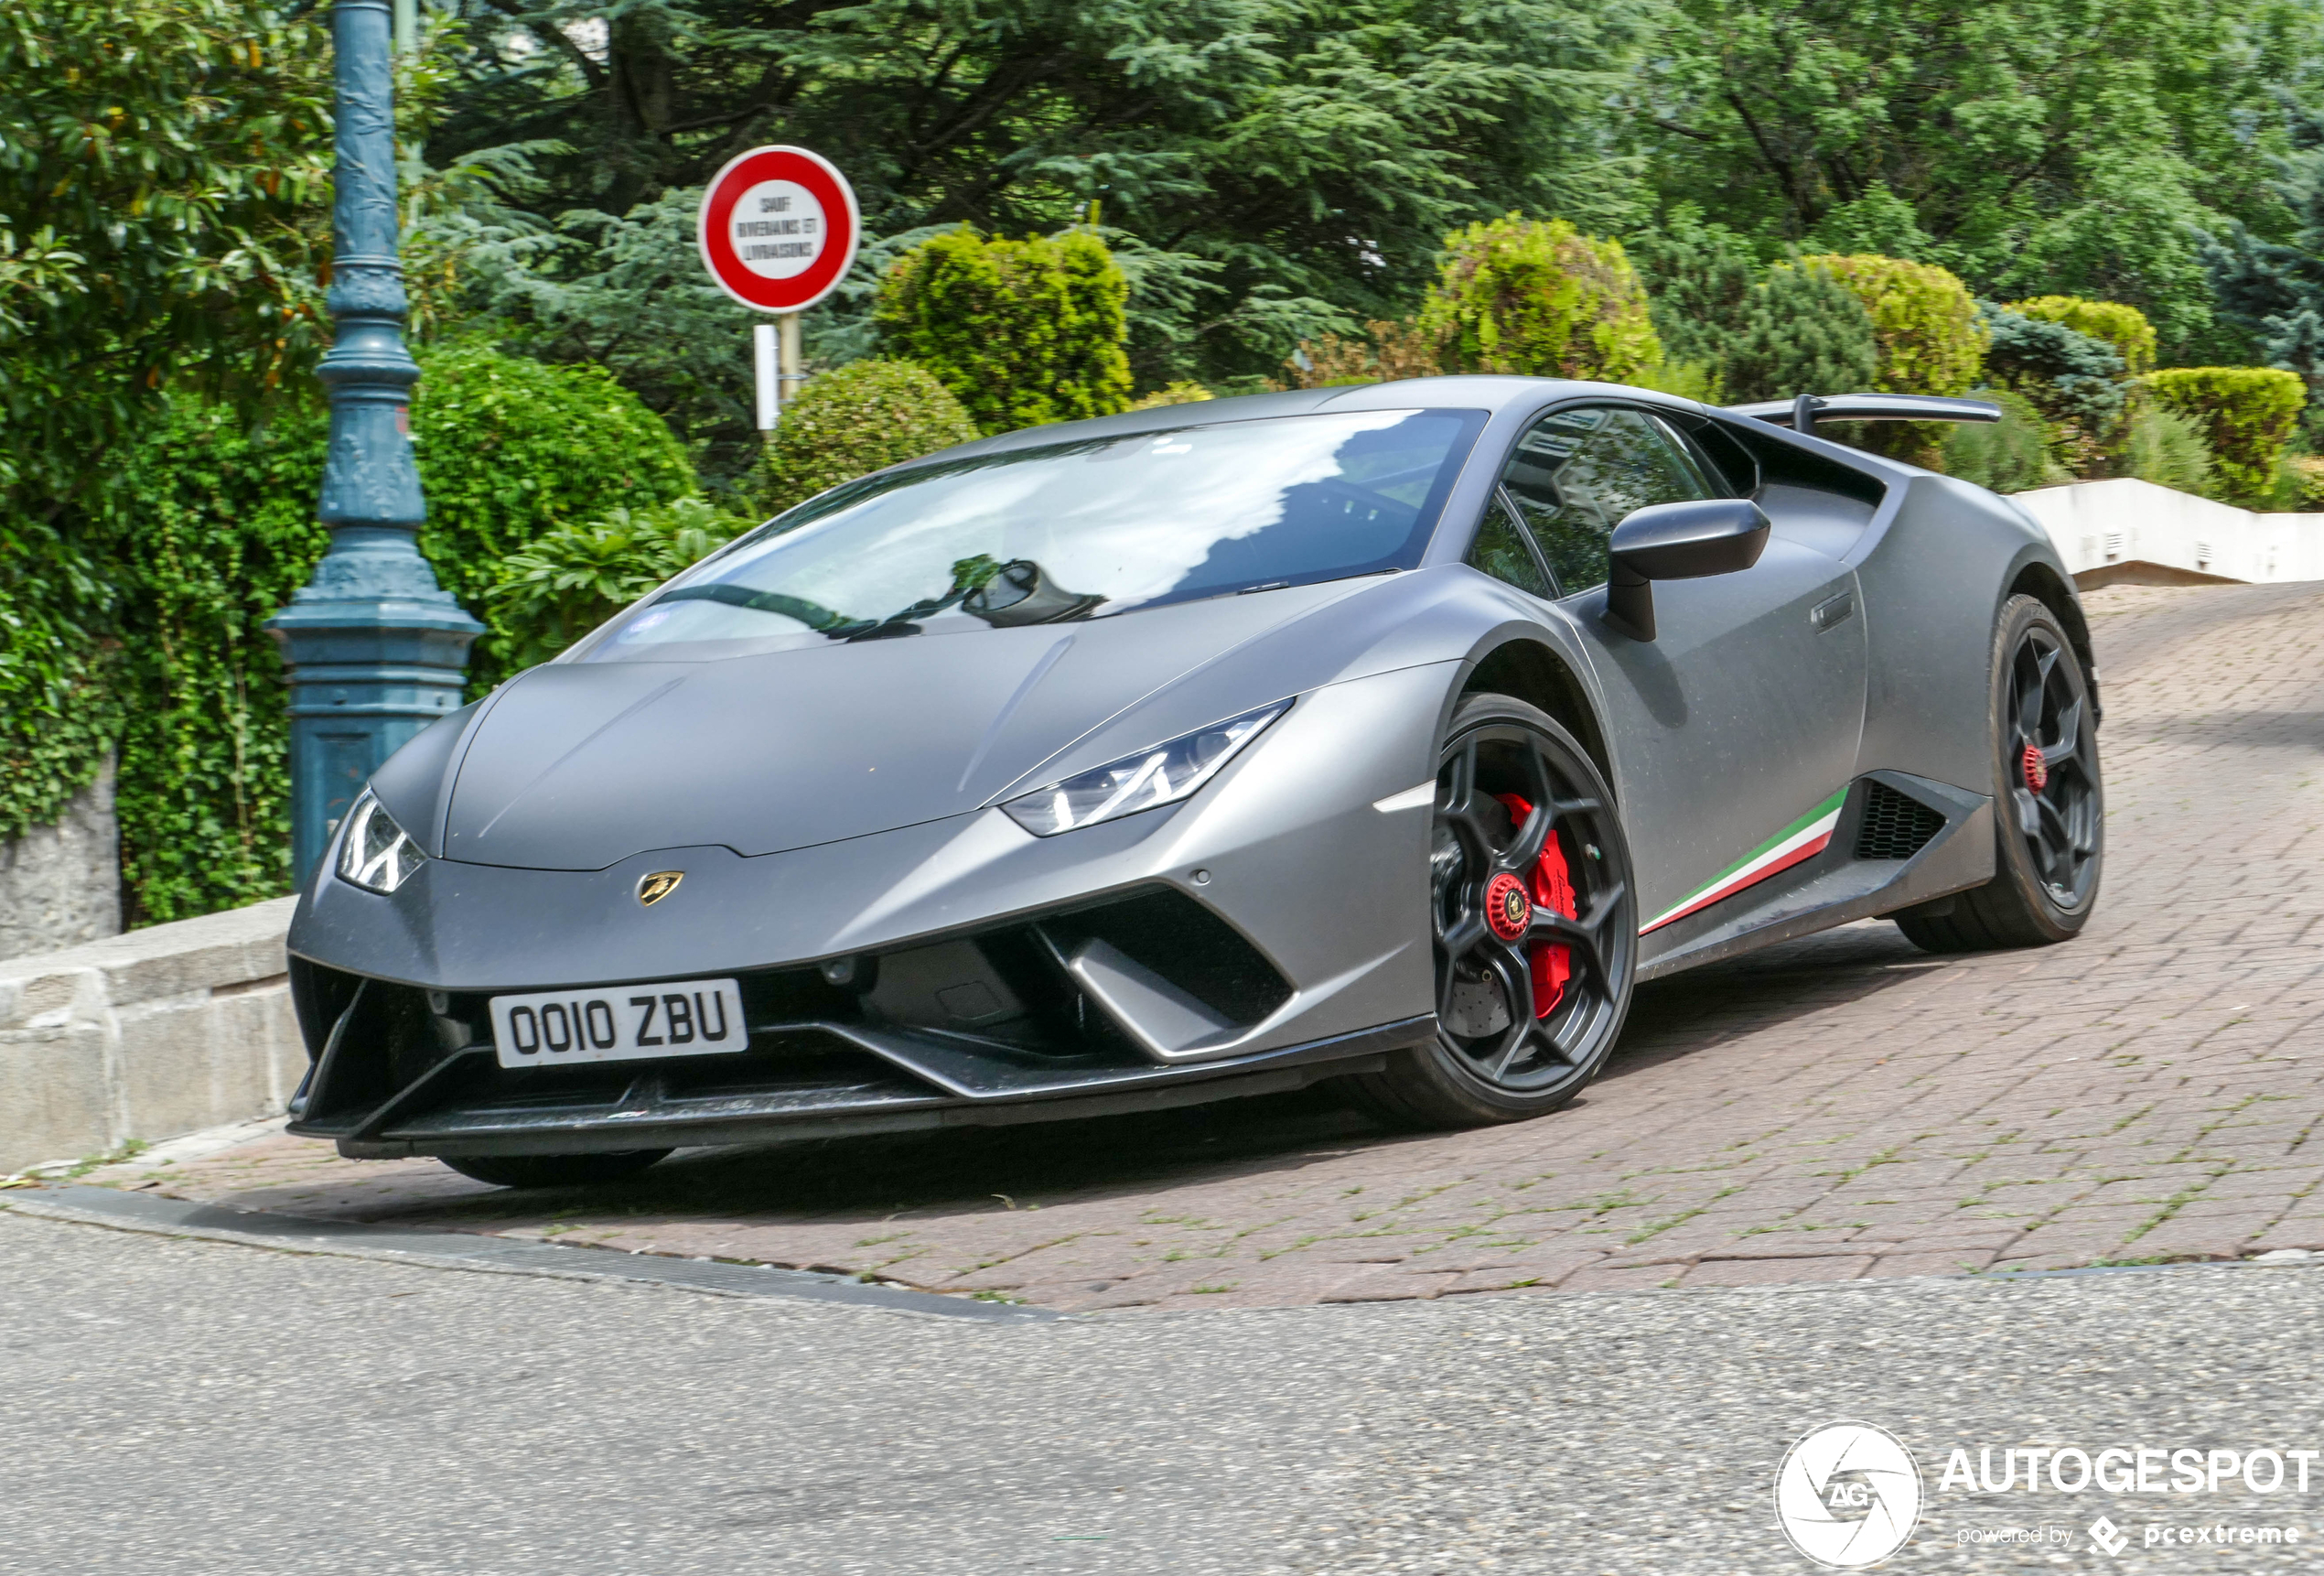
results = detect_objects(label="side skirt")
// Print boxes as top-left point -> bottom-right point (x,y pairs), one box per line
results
1637,771 -> 1993,981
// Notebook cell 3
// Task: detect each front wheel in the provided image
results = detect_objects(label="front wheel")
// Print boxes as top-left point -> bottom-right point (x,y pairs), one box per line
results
1346,694 -> 1638,1129
436,1150 -> 672,1190
1896,593 -> 2103,952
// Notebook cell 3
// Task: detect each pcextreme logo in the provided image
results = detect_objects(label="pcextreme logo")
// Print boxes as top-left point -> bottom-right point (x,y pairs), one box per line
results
1774,1421 -> 1923,1569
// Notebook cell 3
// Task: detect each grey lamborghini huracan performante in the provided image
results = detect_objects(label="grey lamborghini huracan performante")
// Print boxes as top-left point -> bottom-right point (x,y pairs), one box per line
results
287,378 -> 2103,1188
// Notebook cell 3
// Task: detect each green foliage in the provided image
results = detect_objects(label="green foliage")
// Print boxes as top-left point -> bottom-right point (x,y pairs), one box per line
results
8,349 -> 696,923
1641,0 -> 2318,355
2121,404 -> 2221,497
1797,255 -> 1987,396
0,520 -> 115,841
0,0 -> 330,519
1717,263 -> 1880,405
408,348 -> 694,686
1419,216 -> 1662,382
487,499 -> 752,673
1628,209 -> 1762,372
88,402 -> 328,923
2008,297 -> 2158,375
876,229 -> 1132,435
1126,382 -> 1218,411
762,361 -> 981,512
2141,367 -> 2308,504
2203,94 -> 2324,378
1941,390 -> 2070,494
427,0 -> 1660,399
1979,305 -> 2128,473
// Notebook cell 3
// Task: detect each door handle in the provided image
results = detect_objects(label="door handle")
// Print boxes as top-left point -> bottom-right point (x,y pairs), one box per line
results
1811,589 -> 1856,632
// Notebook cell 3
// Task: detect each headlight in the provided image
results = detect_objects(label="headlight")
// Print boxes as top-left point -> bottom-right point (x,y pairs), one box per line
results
336,792 -> 425,893
1001,703 -> 1288,837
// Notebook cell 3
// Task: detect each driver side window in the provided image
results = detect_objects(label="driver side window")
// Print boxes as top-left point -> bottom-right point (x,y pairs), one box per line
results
1501,407 -> 1714,594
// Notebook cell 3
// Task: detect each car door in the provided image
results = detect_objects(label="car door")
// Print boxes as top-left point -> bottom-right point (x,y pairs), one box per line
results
1497,404 -> 1867,936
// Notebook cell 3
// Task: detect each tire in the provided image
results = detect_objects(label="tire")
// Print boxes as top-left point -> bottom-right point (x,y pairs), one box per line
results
436,1150 -> 672,1189
1345,693 -> 1639,1129
1895,593 -> 2103,953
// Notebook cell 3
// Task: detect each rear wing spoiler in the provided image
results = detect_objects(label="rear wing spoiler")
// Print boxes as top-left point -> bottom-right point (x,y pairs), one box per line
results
1725,394 -> 2002,432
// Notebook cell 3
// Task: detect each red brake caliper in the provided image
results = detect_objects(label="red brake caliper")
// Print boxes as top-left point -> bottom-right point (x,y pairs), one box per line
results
2020,742 -> 2049,793
1493,794 -> 1576,1017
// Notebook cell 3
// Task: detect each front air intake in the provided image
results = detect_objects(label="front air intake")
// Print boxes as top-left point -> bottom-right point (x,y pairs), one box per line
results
1855,779 -> 1946,860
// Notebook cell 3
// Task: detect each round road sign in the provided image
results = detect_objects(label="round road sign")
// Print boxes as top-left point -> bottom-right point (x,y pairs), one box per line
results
696,146 -> 860,314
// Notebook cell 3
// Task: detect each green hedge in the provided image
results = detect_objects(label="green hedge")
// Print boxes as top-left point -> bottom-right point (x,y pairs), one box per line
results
409,347 -> 695,688
876,229 -> 1133,436
2008,297 -> 2157,375
760,360 -> 980,511
1,347 -> 698,925
1797,254 -> 1986,397
2140,367 -> 2307,506
1419,215 -> 1662,383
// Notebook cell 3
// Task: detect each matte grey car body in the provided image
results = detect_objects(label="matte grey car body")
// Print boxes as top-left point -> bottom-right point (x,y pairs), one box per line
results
285,376 -> 2095,1165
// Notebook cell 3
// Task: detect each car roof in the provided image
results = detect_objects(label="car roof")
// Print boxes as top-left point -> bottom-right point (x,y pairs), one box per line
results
933,376 -> 1706,463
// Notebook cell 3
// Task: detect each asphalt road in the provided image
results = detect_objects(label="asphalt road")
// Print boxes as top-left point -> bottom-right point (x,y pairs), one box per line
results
5,1207 -> 2321,1575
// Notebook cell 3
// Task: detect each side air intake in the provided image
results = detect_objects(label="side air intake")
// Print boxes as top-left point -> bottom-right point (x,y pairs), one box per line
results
1855,780 -> 1946,860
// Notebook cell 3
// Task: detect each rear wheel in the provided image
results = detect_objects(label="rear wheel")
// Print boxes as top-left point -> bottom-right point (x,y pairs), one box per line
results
1347,695 -> 1638,1128
1896,594 -> 2103,952
437,1150 -> 672,1190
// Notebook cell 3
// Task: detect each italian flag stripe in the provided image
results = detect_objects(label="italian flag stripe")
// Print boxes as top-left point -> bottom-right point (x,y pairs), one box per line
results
1641,788 -> 1849,935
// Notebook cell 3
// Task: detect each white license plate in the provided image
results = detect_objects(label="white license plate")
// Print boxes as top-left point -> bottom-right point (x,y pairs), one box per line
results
490,977 -> 746,1070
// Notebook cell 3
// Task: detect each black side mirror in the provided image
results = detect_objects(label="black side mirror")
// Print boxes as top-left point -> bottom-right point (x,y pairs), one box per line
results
1602,499 -> 1771,642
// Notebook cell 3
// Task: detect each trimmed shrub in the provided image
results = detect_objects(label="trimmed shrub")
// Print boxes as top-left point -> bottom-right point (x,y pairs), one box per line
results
875,228 -> 1133,435
2008,297 -> 2157,375
1941,390 -> 2069,494
2140,367 -> 2307,505
1418,216 -> 1662,383
1795,254 -> 1987,397
2121,404 -> 2219,498
1718,263 -> 1880,405
761,360 -> 980,512
1795,254 -> 1985,465
487,498 -> 752,672
410,347 -> 696,685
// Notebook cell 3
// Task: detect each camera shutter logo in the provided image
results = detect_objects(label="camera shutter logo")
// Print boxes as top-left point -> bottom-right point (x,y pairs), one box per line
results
1774,1421 -> 1922,1569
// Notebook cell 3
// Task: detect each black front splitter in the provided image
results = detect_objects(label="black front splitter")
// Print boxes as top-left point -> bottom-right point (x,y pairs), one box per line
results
319,1016 -> 1431,1160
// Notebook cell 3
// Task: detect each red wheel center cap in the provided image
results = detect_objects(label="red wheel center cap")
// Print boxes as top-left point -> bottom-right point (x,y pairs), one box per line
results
2021,743 -> 2049,793
1485,871 -> 1532,940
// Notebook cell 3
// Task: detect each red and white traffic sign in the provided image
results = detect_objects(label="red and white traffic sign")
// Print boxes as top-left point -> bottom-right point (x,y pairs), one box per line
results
696,146 -> 859,314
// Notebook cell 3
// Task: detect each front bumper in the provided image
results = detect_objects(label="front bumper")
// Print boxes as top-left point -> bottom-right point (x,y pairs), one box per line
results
285,665 -> 1450,1158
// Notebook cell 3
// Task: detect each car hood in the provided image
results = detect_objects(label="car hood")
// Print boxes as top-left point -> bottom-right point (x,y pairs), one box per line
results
382,578 -> 1418,871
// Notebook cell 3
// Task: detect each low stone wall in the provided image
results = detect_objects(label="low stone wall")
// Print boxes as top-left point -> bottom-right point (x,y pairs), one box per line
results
0,895 -> 301,1175
0,759 -> 121,959
2013,478 -> 2324,587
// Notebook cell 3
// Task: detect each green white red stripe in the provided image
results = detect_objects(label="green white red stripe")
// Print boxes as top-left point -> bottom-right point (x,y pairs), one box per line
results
1641,789 -> 1847,934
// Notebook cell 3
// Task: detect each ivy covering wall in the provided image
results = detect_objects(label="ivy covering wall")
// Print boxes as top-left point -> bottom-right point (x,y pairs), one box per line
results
0,348 -> 694,926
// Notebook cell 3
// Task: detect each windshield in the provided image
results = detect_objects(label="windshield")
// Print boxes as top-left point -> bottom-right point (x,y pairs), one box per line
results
571,406 -> 1483,663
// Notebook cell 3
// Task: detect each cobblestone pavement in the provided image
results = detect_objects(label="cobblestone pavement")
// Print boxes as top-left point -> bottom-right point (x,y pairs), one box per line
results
85,581 -> 2324,1314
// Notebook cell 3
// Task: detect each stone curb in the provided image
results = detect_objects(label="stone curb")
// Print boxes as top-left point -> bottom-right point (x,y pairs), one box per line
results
5,1184 -> 1054,1323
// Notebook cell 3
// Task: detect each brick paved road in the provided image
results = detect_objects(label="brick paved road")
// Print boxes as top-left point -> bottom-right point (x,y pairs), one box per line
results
86,581 -> 2324,1312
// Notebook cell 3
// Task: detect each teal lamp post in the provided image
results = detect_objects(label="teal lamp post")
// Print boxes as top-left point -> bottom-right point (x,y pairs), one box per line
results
268,0 -> 480,880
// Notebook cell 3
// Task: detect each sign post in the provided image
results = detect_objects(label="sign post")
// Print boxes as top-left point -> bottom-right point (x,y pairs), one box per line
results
698,146 -> 859,430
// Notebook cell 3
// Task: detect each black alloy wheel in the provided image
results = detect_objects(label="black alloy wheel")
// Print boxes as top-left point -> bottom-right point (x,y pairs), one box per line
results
436,1149 -> 672,1189
1897,594 -> 2104,952
1347,694 -> 1638,1128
